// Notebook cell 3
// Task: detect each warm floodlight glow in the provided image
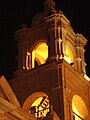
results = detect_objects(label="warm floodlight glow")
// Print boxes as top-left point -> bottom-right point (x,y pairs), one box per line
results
84,74 -> 90,81
26,52 -> 31,70
72,95 -> 88,120
64,46 -> 74,63
32,42 -> 48,68
72,103 -> 82,120
31,96 -> 50,118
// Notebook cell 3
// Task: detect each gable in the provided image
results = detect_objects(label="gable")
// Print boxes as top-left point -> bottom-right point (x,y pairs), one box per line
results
0,76 -> 20,107
0,85 -> 9,100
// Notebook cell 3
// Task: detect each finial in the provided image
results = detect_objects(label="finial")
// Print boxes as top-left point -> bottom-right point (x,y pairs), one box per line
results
20,24 -> 27,28
44,0 -> 56,13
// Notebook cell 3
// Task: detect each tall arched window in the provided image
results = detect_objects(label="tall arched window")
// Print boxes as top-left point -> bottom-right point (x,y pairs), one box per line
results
32,42 -> 48,68
64,45 -> 74,64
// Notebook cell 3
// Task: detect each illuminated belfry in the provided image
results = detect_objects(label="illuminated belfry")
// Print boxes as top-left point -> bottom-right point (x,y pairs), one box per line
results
10,0 -> 90,120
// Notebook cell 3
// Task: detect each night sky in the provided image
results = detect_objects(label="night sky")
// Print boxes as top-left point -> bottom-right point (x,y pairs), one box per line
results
0,0 -> 90,80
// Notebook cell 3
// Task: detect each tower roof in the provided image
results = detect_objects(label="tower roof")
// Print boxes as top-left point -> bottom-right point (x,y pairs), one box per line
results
31,0 -> 56,26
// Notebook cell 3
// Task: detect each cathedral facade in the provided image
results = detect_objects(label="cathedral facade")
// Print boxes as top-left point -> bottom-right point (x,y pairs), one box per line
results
0,0 -> 90,120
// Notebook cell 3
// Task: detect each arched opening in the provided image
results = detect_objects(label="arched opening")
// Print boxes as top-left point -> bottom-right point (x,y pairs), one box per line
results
23,92 -> 50,119
64,45 -> 74,64
32,42 -> 48,68
72,95 -> 88,120
30,96 -> 50,118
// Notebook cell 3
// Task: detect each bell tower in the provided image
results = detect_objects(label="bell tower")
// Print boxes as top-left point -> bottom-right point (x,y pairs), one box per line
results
13,0 -> 90,120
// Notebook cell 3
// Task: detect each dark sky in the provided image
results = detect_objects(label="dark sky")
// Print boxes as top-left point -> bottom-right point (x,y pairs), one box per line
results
0,0 -> 90,80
